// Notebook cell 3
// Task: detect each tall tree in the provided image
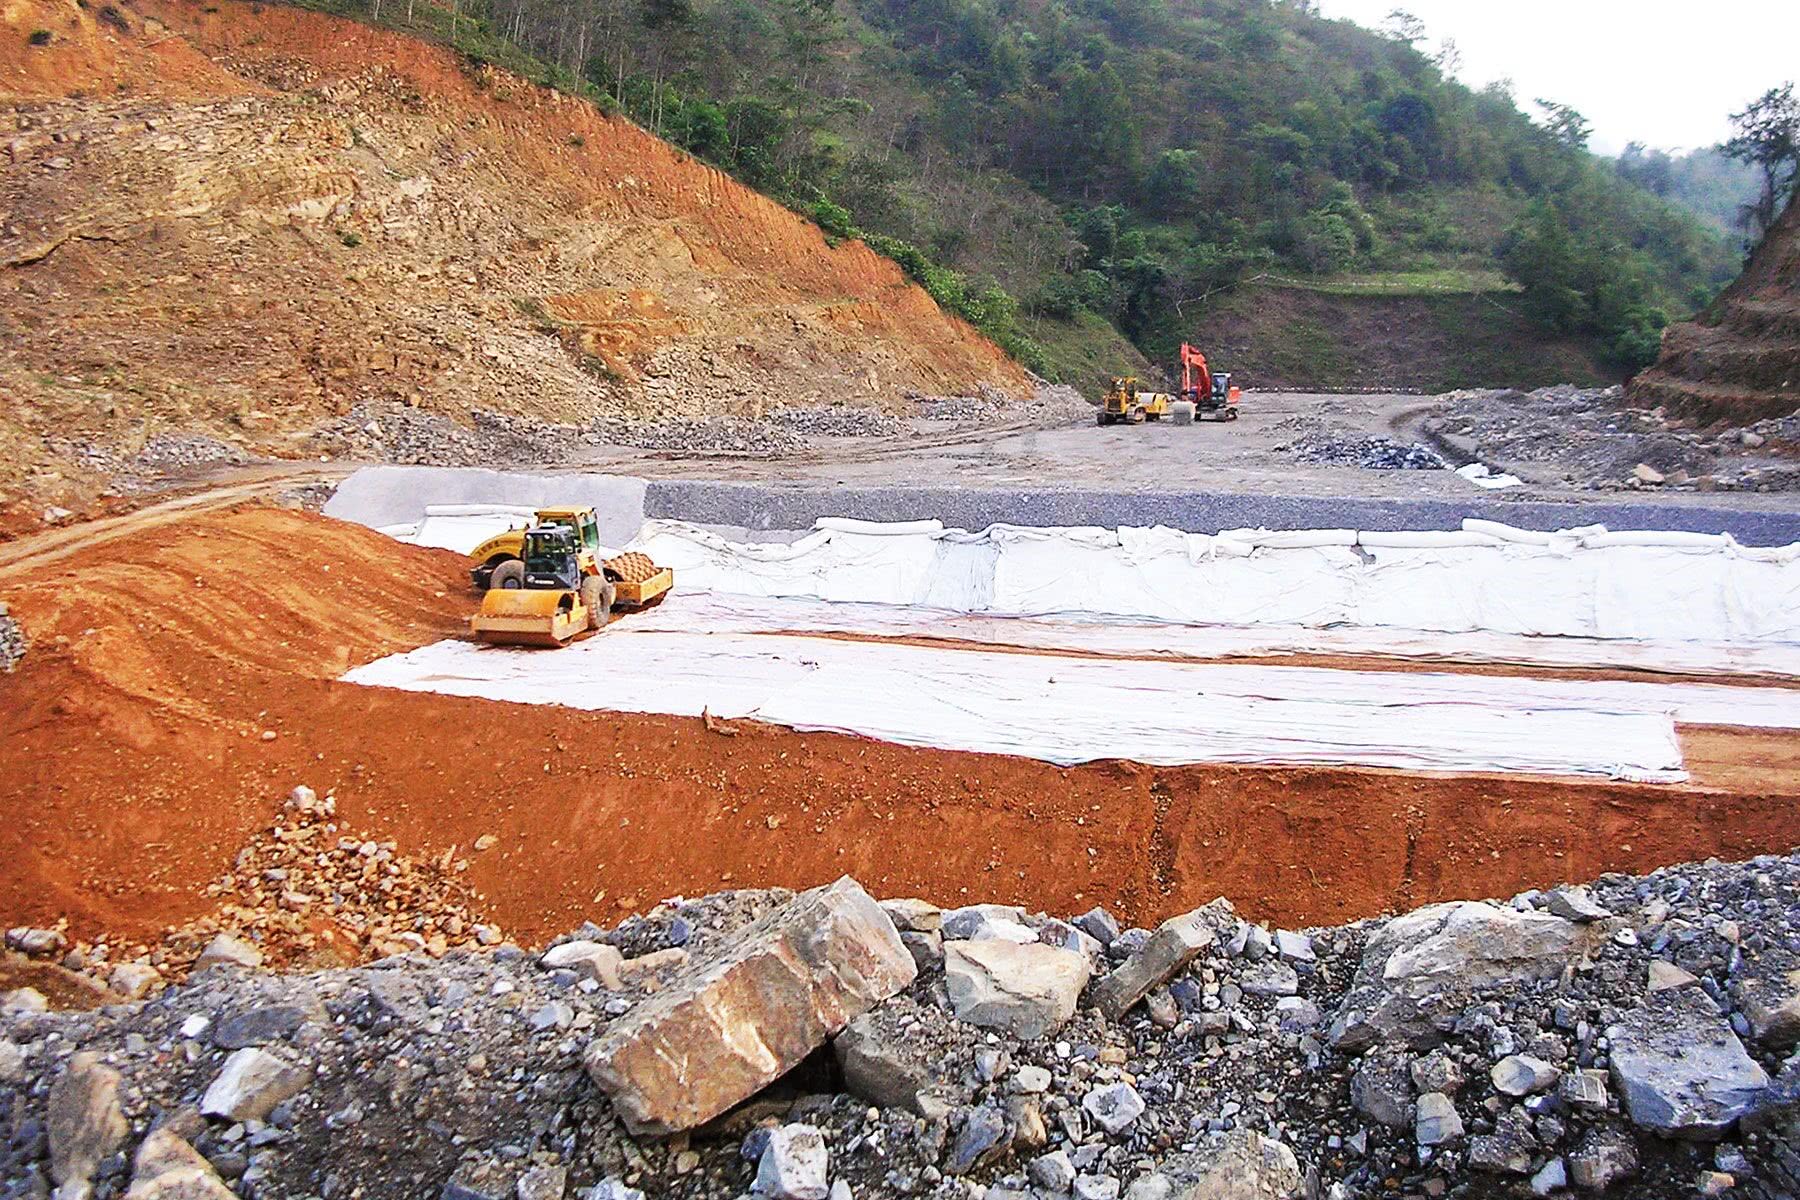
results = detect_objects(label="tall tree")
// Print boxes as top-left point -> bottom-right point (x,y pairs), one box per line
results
1534,99 -> 1591,150
1381,9 -> 1426,47
1724,83 -> 1800,241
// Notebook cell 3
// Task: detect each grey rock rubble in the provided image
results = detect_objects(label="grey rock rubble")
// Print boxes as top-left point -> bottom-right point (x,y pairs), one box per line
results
0,603 -> 25,673
1,851 -> 1797,1199
1427,385 -> 1800,493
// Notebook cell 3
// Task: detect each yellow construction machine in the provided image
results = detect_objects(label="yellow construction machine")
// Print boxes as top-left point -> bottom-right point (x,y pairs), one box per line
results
1097,376 -> 1173,425
467,506 -> 673,647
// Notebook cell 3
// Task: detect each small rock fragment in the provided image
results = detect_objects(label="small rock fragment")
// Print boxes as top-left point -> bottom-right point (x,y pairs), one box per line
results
755,1124 -> 829,1200
1567,1127 -> 1638,1190
1415,1093 -> 1463,1146
1030,1150 -> 1077,1192
201,1048 -> 312,1123
1607,988 -> 1770,1138
1648,960 -> 1699,992
1545,886 -> 1611,923
194,933 -> 265,971
1092,907 -> 1217,1020
1492,1055 -> 1560,1097
124,1128 -> 236,1199
1082,1083 -> 1145,1136
539,941 -> 623,988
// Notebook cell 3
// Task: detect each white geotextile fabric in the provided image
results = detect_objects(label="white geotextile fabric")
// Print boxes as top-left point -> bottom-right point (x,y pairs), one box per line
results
633,592 -> 1800,696
385,506 -> 539,553
627,519 -> 1800,646
344,631 -> 1688,780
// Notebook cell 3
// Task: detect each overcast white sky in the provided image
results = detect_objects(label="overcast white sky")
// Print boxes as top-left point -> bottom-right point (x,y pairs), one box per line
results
1320,0 -> 1800,155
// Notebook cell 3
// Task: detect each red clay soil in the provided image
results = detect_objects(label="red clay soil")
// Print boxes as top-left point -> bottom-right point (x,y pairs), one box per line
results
1,508 -> 1796,952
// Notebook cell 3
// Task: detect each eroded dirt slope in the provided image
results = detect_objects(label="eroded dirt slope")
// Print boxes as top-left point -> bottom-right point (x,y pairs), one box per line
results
0,0 -> 1029,508
1631,192 -> 1800,424
3,507 -> 1797,952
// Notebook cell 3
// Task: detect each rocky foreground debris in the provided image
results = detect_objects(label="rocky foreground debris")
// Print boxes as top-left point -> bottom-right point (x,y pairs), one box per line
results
3,849 -> 1799,1200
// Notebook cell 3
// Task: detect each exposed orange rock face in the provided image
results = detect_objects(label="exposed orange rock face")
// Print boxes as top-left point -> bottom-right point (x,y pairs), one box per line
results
0,0 -> 1030,496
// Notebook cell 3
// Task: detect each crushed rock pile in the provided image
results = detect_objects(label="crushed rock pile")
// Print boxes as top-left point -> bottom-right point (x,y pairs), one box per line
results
4,828 -> 1798,1200
27,432 -> 261,501
3,787 -> 500,1011
769,409 -> 909,439
128,434 -> 252,475
304,402 -> 596,467
599,416 -> 808,457
913,384 -> 1089,426
1286,435 -> 1446,471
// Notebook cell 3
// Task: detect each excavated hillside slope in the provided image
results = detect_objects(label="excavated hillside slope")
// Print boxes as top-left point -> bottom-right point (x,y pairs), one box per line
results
1629,192 -> 1800,424
0,0 -> 1029,497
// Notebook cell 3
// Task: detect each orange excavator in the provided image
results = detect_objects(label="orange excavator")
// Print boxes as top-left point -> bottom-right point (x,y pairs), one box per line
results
1178,342 -> 1241,421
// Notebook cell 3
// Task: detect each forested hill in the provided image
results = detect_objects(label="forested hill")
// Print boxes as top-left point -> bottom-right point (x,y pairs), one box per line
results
301,0 -> 1740,387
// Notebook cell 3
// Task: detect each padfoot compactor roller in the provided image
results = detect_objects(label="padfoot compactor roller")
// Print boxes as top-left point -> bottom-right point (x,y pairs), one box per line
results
467,507 -> 672,648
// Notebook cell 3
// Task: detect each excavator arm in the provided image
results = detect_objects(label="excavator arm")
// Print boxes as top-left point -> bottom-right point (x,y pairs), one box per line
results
1179,342 -> 1213,399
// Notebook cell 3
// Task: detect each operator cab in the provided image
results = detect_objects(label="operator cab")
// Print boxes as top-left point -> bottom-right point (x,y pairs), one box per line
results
522,525 -> 583,591
537,507 -> 603,556
1211,372 -> 1232,400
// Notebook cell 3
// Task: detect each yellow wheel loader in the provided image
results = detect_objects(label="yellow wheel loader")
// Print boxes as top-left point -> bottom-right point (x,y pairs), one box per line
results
467,506 -> 673,648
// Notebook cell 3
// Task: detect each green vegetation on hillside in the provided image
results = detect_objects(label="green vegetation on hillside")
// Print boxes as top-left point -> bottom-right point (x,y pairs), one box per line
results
304,0 -> 1742,384
1614,145 -> 1760,239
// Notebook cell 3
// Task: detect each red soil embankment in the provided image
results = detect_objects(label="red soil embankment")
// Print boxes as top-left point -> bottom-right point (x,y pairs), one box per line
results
1,0 -> 1030,513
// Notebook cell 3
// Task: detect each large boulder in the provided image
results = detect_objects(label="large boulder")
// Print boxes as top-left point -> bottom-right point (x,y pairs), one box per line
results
1330,901 -> 1601,1049
48,1051 -> 128,1190
1091,906 -> 1218,1020
1607,987 -> 1771,1139
943,940 -> 1090,1039
584,876 -> 915,1135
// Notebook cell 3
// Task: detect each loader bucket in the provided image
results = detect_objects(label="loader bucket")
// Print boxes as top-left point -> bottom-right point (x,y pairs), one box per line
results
470,588 -> 588,647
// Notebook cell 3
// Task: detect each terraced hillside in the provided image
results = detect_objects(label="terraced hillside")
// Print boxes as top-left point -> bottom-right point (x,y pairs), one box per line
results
1630,193 -> 1800,424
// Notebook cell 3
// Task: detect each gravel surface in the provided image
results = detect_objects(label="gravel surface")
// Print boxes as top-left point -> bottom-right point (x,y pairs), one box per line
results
640,480 -> 1800,545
